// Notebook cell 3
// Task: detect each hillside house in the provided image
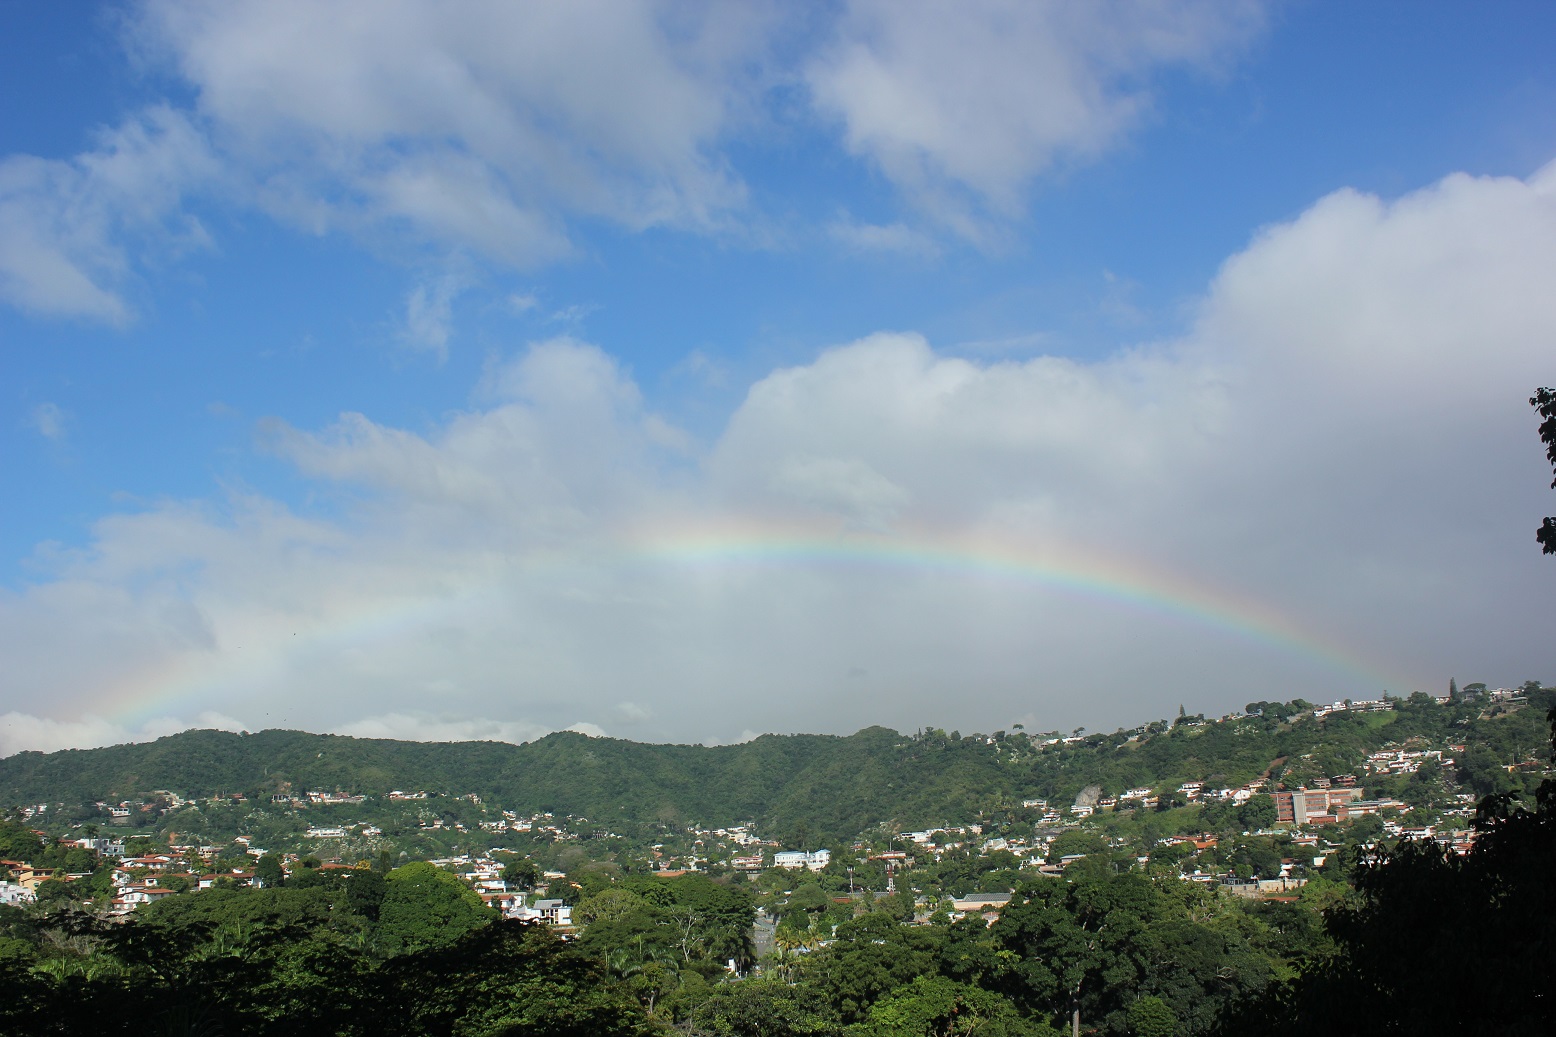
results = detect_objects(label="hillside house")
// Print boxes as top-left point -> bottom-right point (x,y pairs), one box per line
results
773,849 -> 831,871
0,880 -> 36,906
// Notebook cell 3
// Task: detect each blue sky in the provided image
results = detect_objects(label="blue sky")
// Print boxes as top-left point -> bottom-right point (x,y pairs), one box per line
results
3,1 -> 1555,754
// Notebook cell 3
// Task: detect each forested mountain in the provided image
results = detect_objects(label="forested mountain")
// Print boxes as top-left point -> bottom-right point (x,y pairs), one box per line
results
2,726 -> 996,841
4,689 -> 1550,844
5,692 -> 1555,1035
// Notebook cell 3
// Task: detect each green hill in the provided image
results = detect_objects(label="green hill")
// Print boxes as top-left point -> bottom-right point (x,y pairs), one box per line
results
3,688 -> 1550,843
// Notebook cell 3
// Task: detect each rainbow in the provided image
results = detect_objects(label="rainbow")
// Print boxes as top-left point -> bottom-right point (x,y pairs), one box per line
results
91,517 -> 1397,732
622,517 -> 1395,690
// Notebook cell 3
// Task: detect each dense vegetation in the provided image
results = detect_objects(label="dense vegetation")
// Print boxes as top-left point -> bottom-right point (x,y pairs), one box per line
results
2,689 -> 1553,1034
5,772 -> 1553,1035
4,687 -> 1551,846
0,857 -> 1323,1036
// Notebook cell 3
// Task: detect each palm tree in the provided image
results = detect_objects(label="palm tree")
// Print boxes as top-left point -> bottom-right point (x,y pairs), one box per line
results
771,927 -> 803,981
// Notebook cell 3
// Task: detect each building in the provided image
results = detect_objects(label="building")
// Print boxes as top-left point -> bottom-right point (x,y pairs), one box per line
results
952,892 -> 1012,917
0,881 -> 36,906
1221,876 -> 1308,899
773,849 -> 831,871
7,866 -> 57,892
1273,787 -> 1364,824
505,898 -> 574,926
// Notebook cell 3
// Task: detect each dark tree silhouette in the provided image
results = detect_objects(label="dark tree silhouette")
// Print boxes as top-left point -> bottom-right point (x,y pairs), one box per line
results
1533,387 -> 1556,554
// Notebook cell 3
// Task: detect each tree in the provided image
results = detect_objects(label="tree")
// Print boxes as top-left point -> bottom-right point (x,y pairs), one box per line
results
1127,995 -> 1179,1037
254,854 -> 284,888
853,974 -> 1058,1036
995,875 -> 1163,1037
1533,387 -> 1556,554
1224,684 -> 1556,1033
804,913 -> 942,1024
503,858 -> 540,891
685,975 -> 839,1036
376,861 -> 493,955
577,887 -> 653,927
1238,797 -> 1277,832
384,919 -> 654,1036
785,883 -> 831,920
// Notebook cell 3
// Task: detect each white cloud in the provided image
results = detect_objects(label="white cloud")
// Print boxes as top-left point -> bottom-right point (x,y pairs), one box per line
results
0,710 -> 247,758
767,456 -> 911,531
1,3 -> 1270,323
29,403 -> 68,442
135,0 -> 766,263
399,273 -> 465,360
2,3 -> 778,323
262,337 -> 680,533
336,712 -> 552,744
807,0 -> 1265,237
0,107 -> 215,323
615,701 -> 653,723
827,217 -> 940,258
5,162 -> 1556,753
710,330 -> 1222,531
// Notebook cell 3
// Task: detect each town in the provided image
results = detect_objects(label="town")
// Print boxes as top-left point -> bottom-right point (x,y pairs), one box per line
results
4,684 -> 1545,932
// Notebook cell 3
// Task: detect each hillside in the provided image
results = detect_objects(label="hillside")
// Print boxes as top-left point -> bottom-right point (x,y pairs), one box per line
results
4,688 -> 1551,843
0,726 -> 1019,841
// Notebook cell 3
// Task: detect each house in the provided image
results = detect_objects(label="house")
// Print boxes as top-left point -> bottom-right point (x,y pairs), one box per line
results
111,885 -> 179,913
870,851 -> 910,865
1221,876 -> 1308,899
64,836 -> 125,857
512,898 -> 573,926
10,866 -> 57,892
952,892 -> 1012,915
0,881 -> 36,906
196,870 -> 254,890
773,849 -> 831,871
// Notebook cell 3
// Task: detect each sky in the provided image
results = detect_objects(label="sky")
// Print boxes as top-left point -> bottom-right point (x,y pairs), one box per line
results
3,0 -> 1555,756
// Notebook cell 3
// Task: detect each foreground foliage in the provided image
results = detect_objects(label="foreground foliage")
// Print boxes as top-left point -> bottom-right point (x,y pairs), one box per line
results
5,734 -> 1556,1034
1219,720 -> 1556,1035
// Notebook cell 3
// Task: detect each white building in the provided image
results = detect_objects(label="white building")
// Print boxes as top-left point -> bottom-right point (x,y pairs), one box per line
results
773,849 -> 831,871
0,881 -> 36,906
507,897 -> 574,926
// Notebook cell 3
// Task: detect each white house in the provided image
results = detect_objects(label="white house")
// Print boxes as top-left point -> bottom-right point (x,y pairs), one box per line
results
773,849 -> 831,871
507,898 -> 574,926
0,881 -> 35,906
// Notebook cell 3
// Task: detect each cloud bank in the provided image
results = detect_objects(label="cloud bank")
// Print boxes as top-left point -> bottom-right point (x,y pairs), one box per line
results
4,161 -> 1554,755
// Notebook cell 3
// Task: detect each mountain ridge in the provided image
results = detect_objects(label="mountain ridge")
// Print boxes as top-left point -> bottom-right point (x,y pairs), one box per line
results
4,693 -> 1550,843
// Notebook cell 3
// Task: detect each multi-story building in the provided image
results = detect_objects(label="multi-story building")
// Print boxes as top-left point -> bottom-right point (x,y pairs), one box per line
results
1273,787 -> 1364,824
773,849 -> 831,871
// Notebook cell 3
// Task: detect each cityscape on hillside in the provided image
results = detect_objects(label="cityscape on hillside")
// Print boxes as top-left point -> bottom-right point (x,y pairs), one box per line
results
5,683 -> 1548,923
